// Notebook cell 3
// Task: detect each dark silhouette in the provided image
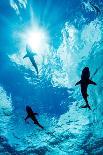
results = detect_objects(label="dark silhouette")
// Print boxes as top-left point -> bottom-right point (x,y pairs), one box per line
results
90,2 -> 101,15
75,67 -> 97,110
25,106 -> 44,129
23,45 -> 39,76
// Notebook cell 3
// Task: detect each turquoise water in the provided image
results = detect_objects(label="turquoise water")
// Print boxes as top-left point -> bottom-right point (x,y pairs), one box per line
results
0,0 -> 103,154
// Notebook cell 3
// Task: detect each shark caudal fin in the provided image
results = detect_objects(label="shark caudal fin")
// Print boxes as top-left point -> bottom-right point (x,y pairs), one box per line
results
81,104 -> 91,110
38,124 -> 44,129
34,122 -> 44,129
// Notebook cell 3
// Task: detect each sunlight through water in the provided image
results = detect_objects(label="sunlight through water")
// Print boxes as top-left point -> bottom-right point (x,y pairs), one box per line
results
24,27 -> 49,55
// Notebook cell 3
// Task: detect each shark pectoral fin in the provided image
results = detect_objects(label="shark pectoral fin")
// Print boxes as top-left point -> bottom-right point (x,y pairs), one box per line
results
23,54 -> 28,59
25,115 -> 30,121
33,113 -> 38,115
32,53 -> 37,56
75,80 -> 81,86
89,79 -> 97,85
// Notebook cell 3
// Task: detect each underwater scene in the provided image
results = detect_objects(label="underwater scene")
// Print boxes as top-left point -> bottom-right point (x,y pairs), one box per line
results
0,0 -> 103,154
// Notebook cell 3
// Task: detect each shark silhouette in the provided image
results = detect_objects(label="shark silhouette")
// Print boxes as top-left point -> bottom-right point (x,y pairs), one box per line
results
25,106 -> 44,129
23,45 -> 39,75
75,67 -> 97,110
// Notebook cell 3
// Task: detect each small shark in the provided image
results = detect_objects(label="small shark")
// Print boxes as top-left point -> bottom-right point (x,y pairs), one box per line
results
23,45 -> 39,75
25,106 -> 44,129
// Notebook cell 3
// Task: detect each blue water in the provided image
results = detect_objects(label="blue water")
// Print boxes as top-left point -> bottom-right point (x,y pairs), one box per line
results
0,0 -> 103,154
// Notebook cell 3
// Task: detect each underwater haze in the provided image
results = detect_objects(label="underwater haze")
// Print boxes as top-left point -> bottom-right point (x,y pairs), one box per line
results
0,0 -> 103,154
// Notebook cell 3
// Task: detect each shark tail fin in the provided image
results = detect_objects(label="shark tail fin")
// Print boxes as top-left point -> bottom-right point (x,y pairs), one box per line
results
38,124 -> 44,129
34,122 -> 44,129
81,104 -> 91,110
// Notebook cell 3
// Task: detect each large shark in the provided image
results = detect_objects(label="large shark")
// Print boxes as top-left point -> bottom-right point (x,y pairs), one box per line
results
75,67 -> 97,110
